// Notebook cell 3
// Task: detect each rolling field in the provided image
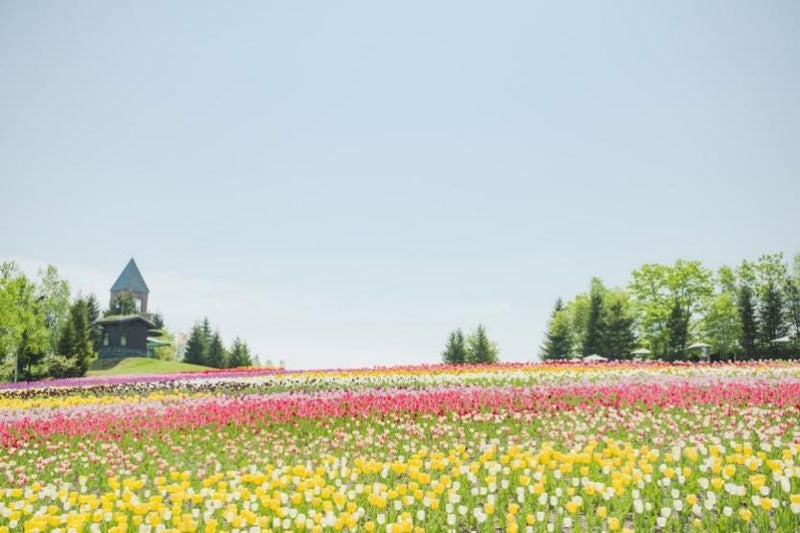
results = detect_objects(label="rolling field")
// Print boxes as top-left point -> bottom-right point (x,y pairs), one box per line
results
2,362 -> 800,531
88,357 -> 210,376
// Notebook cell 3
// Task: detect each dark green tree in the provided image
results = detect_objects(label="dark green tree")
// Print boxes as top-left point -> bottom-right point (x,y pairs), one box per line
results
466,325 -> 499,364
152,312 -> 165,329
603,300 -> 636,360
760,283 -> 786,358
582,289 -> 605,356
441,329 -> 467,365
666,299 -> 689,361
207,330 -> 228,369
541,298 -> 572,360
228,337 -> 253,367
56,298 -> 96,377
85,294 -> 102,352
738,285 -> 758,358
184,322 -> 210,366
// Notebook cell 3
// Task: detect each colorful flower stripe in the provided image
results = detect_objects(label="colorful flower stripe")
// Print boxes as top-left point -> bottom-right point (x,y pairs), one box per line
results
4,380 -> 800,446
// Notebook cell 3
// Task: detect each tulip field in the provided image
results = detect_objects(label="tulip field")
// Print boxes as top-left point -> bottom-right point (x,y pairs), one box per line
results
3,363 -> 800,532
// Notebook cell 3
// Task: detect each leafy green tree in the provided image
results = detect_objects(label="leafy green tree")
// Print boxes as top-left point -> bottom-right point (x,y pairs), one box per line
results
666,300 -> 689,361
784,254 -> 800,349
540,298 -> 572,360
184,322 -> 210,366
702,292 -> 741,359
35,265 -> 71,354
207,330 -> 228,369
228,337 -> 253,367
630,260 -> 712,358
466,325 -> 499,364
582,279 -> 606,356
563,293 -> 590,356
603,299 -> 636,360
105,293 -> 138,316
442,329 -> 467,365
0,263 -> 49,379
153,329 -> 177,360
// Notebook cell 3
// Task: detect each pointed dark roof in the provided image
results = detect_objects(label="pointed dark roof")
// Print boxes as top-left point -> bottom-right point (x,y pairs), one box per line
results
111,259 -> 149,293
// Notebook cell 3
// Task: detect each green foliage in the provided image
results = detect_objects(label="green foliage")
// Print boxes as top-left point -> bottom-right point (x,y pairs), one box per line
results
85,294 -> 102,352
56,298 -> 97,377
737,285 -> 759,357
465,325 -> 499,364
207,331 -> 228,369
441,329 -> 467,365
630,260 -> 712,357
603,298 -> 636,360
666,300 -> 689,361
184,321 -> 210,366
760,283 -> 785,358
105,292 -> 138,316
0,262 -> 50,380
35,265 -> 71,354
702,292 -> 741,358
153,329 -> 177,361
581,280 -> 606,356
152,312 -> 165,329
540,299 -> 572,360
228,337 -> 254,368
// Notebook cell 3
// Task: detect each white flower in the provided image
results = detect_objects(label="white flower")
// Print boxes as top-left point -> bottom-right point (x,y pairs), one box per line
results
723,506 -> 732,517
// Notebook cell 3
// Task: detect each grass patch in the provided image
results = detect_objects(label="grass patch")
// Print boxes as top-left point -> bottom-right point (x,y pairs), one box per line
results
88,357 -> 209,376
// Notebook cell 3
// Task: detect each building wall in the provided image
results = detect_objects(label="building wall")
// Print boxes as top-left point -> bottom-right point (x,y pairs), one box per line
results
98,322 -> 150,358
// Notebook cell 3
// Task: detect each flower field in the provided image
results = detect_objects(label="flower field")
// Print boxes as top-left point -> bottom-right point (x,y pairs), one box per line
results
3,363 -> 800,532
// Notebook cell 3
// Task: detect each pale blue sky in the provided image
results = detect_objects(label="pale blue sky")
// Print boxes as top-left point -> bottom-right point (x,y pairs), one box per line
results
1,2 -> 799,368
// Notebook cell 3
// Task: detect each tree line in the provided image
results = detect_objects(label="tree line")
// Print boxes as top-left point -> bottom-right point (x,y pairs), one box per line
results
540,252 -> 800,361
1,262 -> 100,380
183,318 -> 261,369
441,324 -> 500,364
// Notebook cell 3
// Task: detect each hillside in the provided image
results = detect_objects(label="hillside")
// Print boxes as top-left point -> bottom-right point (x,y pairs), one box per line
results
88,357 -> 209,376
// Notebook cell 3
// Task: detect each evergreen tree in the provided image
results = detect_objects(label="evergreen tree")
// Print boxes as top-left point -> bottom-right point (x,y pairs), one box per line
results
85,294 -> 102,352
760,283 -> 786,358
441,329 -> 467,365
69,299 -> 96,376
184,322 -> 209,366
228,337 -> 253,367
56,298 -> 96,377
738,285 -> 758,358
465,325 -> 499,364
207,330 -> 228,369
541,298 -> 572,360
582,289 -> 605,356
666,299 -> 689,361
603,300 -> 636,360
152,312 -> 165,329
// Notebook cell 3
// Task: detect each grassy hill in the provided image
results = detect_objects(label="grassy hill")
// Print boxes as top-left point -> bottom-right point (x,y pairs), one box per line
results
88,357 -> 209,376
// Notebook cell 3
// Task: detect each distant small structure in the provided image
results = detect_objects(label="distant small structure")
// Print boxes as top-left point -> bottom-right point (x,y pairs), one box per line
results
98,259 -> 161,358
582,354 -> 608,363
110,258 -> 150,314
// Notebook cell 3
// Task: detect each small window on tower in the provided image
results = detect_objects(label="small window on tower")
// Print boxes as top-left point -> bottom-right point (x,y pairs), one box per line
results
134,298 -> 142,312
103,333 -> 109,346
121,333 -> 127,347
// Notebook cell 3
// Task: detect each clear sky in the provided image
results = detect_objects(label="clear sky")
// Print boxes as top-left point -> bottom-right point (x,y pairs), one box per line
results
1,2 -> 799,369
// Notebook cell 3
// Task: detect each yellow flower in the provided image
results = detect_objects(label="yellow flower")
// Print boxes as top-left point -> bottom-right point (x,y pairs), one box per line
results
596,506 -> 607,518
739,508 -> 752,522
608,516 -> 620,530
